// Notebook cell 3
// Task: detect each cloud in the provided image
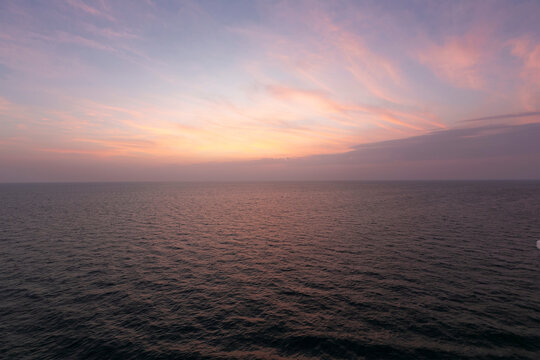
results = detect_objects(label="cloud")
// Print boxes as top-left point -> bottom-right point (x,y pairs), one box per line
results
0,96 -> 11,111
348,122 -> 540,162
173,122 -> 540,180
507,37 -> 540,109
461,112 -> 540,123
265,84 -> 439,132
206,122 -> 540,180
417,31 -> 487,89
231,4 -> 410,104
66,0 -> 115,22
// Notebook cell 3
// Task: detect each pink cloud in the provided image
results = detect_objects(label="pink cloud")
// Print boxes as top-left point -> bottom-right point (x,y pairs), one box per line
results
265,84 -> 440,133
82,23 -> 138,39
507,37 -> 540,110
66,0 -> 115,22
333,31 -> 405,103
232,9 -> 407,105
0,96 -> 11,112
417,32 -> 487,89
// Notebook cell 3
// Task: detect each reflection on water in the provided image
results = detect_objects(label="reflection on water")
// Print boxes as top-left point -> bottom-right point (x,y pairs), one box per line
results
1,182 -> 539,359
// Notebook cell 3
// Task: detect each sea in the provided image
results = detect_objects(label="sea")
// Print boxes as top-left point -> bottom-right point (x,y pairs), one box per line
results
0,181 -> 539,359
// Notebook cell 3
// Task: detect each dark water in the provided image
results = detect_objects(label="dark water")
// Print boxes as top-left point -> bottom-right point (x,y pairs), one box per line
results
1,182 -> 539,359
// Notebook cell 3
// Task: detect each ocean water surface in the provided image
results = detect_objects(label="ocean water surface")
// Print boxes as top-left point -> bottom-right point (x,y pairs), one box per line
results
1,181 -> 539,359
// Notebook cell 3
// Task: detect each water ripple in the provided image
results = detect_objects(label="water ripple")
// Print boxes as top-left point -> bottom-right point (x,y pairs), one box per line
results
1,181 -> 539,359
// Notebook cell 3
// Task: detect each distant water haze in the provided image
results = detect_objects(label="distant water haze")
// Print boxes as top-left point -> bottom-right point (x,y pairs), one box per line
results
1,182 -> 539,359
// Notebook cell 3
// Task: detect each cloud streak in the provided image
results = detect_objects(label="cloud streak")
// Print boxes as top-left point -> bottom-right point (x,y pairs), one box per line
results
461,112 -> 540,123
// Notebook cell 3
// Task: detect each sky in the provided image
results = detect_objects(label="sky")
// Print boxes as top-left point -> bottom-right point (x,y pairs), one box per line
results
0,0 -> 539,182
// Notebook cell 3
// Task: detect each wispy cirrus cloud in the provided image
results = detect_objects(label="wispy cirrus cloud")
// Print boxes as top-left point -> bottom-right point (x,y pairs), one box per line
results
417,30 -> 488,89
0,96 -> 11,112
461,111 -> 540,123
507,37 -> 540,110
66,0 -> 115,22
265,84 -> 441,132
